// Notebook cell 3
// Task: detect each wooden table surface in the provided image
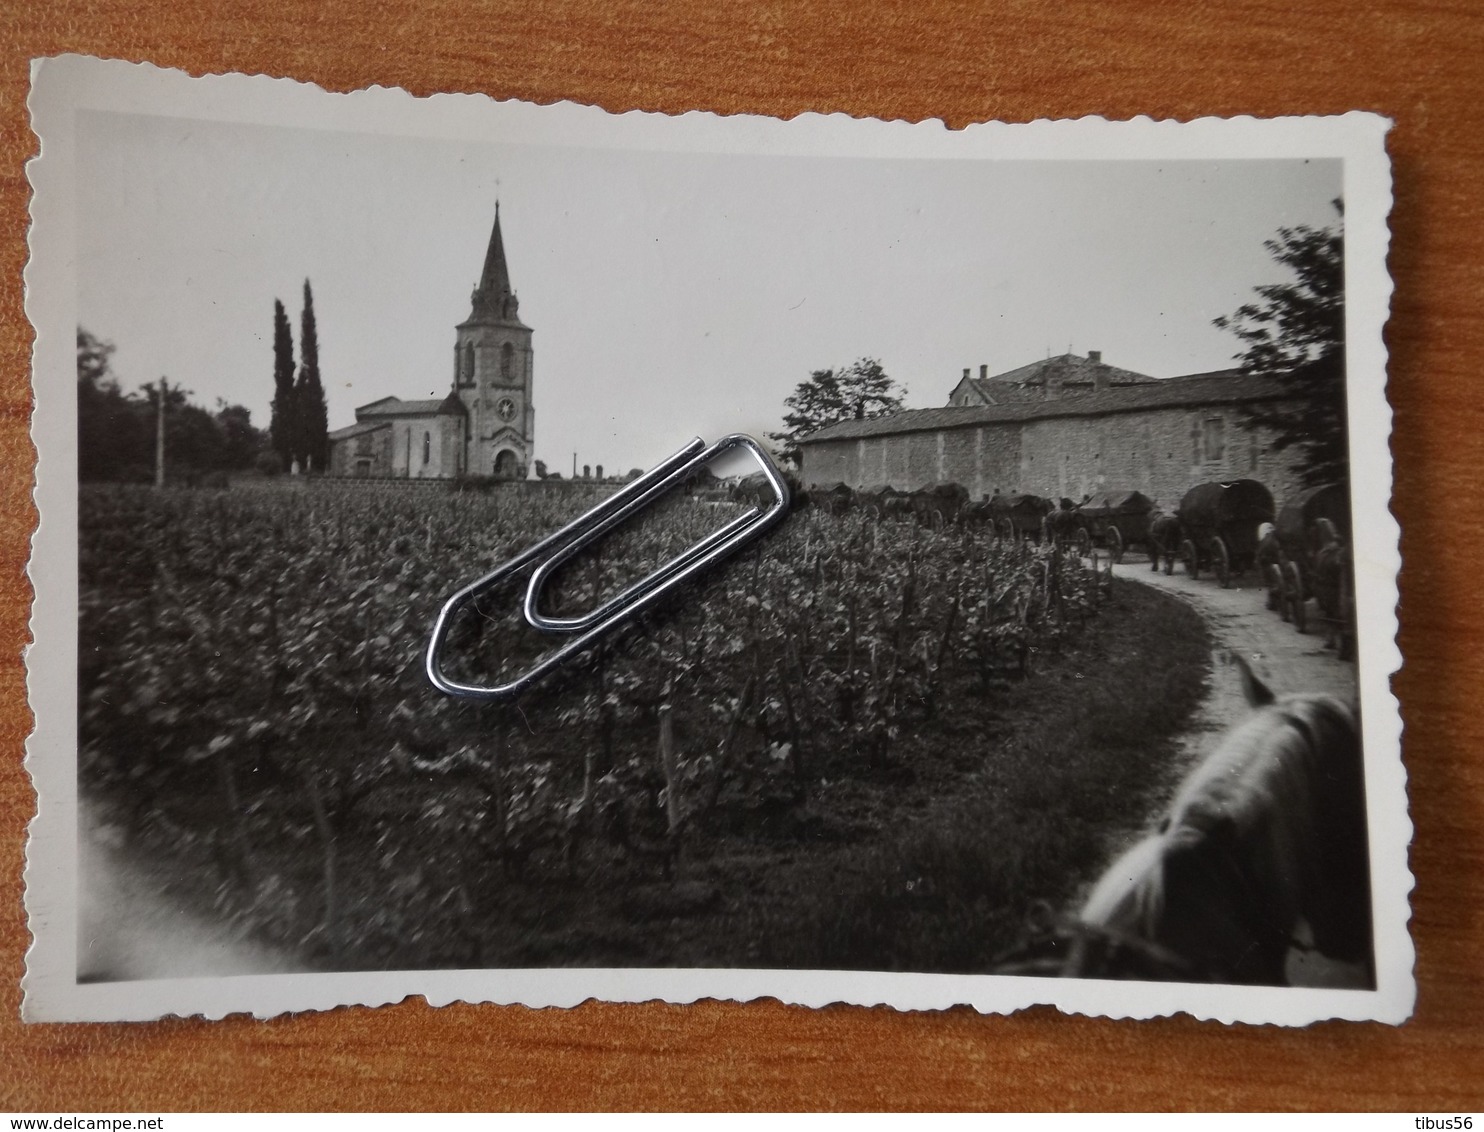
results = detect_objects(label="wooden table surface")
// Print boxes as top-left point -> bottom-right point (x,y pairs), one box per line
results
2,0 -> 1481,1112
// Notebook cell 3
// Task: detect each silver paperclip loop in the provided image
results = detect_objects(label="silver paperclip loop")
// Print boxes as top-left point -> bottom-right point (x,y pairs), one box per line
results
425,433 -> 791,702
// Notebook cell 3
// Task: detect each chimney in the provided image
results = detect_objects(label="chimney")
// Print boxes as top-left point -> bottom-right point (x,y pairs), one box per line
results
1088,350 -> 1101,364
980,364 -> 988,381
1090,350 -> 1109,393
963,368 -> 970,381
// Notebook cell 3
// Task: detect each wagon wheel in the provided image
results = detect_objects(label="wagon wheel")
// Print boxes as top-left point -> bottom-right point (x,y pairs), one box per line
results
1180,538 -> 1199,579
1075,526 -> 1092,558
1211,537 -> 1231,588
1286,561 -> 1308,633
1106,526 -> 1125,565
1266,562 -> 1287,618
997,517 -> 1015,542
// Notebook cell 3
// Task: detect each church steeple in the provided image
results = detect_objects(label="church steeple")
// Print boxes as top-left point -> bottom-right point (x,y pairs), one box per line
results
468,200 -> 520,323
453,199 -> 534,481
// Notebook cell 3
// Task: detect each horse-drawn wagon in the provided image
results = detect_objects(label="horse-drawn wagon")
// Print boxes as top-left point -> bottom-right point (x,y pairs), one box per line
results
1266,482 -> 1354,651
987,493 -> 1052,541
1072,489 -> 1155,565
1146,511 -> 1182,575
1044,497 -> 1087,547
1174,479 -> 1276,587
811,481 -> 856,515
854,483 -> 900,518
910,481 -> 969,527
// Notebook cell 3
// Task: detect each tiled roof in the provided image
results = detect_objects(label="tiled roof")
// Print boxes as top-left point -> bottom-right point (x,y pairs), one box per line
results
801,371 -> 1290,445
328,420 -> 390,442
958,354 -> 1159,405
356,396 -> 451,419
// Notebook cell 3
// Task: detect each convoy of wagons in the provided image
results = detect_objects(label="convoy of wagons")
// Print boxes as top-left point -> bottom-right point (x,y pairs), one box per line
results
765,473 -> 1356,660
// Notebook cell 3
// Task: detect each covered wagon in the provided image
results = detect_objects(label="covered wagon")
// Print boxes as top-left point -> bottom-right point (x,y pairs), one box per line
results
811,481 -> 857,515
1174,479 -> 1276,587
1043,496 -> 1089,547
854,483 -> 901,518
910,481 -> 970,527
1268,482 -> 1354,653
987,493 -> 1053,542
1072,489 -> 1155,564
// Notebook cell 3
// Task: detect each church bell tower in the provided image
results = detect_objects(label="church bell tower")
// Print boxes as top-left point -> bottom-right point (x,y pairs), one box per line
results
452,201 -> 534,478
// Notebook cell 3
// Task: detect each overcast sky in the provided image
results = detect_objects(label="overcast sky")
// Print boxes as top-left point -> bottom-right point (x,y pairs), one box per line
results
75,109 -> 1341,474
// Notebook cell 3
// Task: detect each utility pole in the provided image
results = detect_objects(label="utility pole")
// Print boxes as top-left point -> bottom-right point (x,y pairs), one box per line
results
154,377 -> 168,488
572,452 -> 577,479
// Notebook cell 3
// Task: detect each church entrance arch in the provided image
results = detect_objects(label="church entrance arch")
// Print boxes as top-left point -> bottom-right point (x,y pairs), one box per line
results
493,449 -> 521,479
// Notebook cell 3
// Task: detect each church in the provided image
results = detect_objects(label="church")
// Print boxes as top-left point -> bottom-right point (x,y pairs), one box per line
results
328,203 -> 535,479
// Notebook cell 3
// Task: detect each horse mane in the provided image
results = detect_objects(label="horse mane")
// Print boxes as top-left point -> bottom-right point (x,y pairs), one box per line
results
1168,694 -> 1350,835
1079,830 -> 1172,934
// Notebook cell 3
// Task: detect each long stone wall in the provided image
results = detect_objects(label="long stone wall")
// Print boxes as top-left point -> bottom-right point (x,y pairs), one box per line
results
801,401 -> 1308,509
804,424 -> 1024,497
1017,406 -> 1305,511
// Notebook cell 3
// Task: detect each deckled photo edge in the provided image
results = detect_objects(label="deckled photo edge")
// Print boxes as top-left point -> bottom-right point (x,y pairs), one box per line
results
22,57 -> 1410,1024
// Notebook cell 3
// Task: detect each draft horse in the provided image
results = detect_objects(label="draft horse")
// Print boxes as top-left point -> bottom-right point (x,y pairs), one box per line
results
997,658 -> 1374,985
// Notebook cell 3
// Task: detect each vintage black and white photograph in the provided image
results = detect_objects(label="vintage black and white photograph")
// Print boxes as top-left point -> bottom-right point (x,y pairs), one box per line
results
24,58 -> 1409,1022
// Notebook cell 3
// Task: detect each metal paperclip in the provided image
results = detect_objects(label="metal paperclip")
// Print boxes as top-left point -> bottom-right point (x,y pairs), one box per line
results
425,433 -> 791,702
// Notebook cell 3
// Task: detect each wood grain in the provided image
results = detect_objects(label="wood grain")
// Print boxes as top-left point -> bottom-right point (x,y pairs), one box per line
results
2,0 -> 1481,1111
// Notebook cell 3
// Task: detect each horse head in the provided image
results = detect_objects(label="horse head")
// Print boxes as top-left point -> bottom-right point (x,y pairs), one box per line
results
1038,658 -> 1373,986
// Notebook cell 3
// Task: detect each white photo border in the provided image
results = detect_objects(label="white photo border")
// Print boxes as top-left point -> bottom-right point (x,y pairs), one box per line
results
23,55 -> 1411,1024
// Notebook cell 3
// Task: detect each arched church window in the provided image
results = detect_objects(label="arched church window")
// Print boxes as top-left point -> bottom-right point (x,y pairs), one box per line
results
423,432 -> 431,465
501,341 -> 515,381
461,342 -> 475,385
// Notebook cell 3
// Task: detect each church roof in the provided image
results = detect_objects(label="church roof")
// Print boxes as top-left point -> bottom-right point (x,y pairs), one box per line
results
479,202 -> 512,299
801,370 -> 1286,445
464,201 -> 529,328
356,396 -> 451,419
328,419 -> 389,442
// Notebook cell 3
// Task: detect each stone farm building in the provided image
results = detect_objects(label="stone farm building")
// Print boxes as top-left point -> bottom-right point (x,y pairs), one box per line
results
328,203 -> 535,480
798,351 -> 1306,512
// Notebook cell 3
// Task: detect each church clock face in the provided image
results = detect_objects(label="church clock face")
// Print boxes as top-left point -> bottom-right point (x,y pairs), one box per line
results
495,396 -> 517,423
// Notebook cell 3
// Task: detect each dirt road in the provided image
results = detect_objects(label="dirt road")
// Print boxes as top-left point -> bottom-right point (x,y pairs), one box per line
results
1107,550 -> 1358,788
1098,551 -> 1367,987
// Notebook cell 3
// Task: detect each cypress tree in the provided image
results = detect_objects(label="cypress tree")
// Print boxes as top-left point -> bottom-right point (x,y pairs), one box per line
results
297,279 -> 329,473
269,299 -> 296,469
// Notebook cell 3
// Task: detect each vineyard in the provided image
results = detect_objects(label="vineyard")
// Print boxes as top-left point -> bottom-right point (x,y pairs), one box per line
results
78,479 -> 1209,973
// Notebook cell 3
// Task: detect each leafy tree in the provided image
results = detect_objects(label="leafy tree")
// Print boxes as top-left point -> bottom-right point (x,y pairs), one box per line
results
77,329 -> 150,481
143,381 -> 237,480
215,401 -> 266,470
769,357 -> 905,465
1214,202 -> 1346,487
296,279 -> 330,473
78,327 -> 114,388
79,327 -> 262,482
270,299 -> 297,468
